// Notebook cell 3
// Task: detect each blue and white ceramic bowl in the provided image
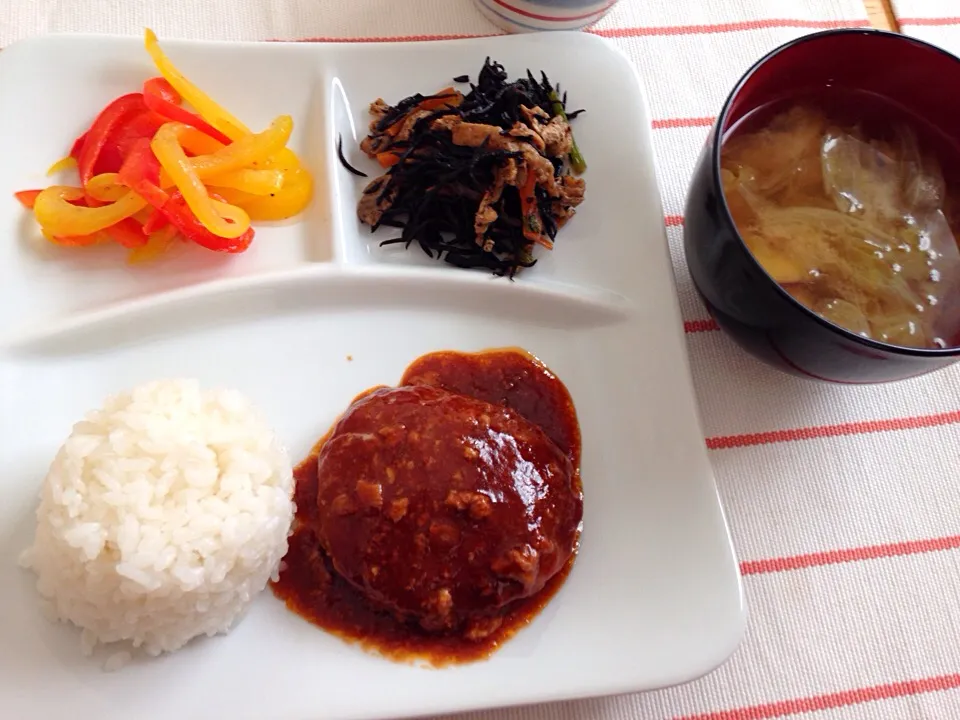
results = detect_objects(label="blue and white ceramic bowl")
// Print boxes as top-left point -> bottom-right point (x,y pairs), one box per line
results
474,0 -> 619,33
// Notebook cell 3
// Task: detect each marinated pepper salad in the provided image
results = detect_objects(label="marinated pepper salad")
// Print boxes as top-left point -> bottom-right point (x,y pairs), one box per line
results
14,29 -> 313,261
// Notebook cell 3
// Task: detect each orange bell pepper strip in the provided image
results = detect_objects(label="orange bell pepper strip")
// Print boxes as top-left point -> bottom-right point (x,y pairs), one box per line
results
14,190 -> 43,209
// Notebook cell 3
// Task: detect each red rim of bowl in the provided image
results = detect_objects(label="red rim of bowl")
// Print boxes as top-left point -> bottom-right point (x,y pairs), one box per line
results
712,27 -> 960,358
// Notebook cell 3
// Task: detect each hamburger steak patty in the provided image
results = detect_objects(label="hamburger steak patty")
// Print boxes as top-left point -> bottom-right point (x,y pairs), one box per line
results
314,384 -> 582,637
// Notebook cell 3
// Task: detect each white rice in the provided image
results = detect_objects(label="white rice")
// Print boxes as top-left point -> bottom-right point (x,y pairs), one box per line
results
19,379 -> 295,659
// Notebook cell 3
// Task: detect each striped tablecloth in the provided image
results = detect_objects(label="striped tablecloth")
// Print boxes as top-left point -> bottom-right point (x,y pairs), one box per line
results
893,1 -> 960,54
4,1 -> 960,718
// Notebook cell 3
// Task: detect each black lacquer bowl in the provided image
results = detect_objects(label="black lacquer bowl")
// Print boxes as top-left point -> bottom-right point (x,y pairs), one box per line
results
683,29 -> 960,384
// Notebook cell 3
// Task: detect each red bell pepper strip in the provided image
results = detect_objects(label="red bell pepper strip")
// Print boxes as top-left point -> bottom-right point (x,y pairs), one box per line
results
89,110 -> 168,184
114,111 -> 169,157
77,93 -> 147,186
117,138 -> 169,208
69,132 -> 88,161
161,190 -> 254,253
103,217 -> 149,248
14,189 -> 43,209
141,208 -> 170,235
143,78 -> 233,145
143,77 -> 181,105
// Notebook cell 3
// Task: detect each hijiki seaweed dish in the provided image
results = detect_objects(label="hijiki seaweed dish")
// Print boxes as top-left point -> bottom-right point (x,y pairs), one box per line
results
339,58 -> 587,276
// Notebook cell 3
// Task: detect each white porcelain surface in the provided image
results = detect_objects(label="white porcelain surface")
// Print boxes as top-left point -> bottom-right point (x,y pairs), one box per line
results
0,32 -> 744,720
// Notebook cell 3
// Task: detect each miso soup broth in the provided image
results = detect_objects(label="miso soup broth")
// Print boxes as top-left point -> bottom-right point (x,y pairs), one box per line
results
720,88 -> 960,349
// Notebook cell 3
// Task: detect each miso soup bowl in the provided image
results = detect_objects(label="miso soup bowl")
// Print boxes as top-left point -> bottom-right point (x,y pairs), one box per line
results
683,29 -> 960,384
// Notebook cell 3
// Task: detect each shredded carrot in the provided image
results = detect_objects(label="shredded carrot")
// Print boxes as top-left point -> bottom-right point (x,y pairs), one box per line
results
377,152 -> 401,168
384,87 -> 461,137
519,170 -> 547,247
420,87 -> 461,111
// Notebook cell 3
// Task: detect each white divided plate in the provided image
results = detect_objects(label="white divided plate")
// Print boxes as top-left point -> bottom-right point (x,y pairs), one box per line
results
0,31 -> 744,720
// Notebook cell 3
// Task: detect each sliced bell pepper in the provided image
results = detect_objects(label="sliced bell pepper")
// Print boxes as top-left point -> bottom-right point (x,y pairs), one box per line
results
240,165 -> 313,221
116,139 -> 252,252
145,28 -> 249,141
143,77 -> 233,145
14,189 -> 43,210
76,93 -> 147,186
143,77 -> 181,105
152,121 -> 250,238
128,224 -> 178,264
113,111 -> 168,157
44,230 -> 110,247
176,115 -> 292,180
46,156 -> 77,176
104,217 -> 149,248
141,208 -> 170,235
69,132 -> 88,160
117,139 -> 169,209
33,185 -> 146,237
85,173 -> 129,203
205,168 -> 284,195
160,190 -> 254,253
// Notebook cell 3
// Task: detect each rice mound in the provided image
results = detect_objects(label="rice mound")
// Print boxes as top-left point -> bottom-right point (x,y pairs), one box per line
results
20,379 -> 295,658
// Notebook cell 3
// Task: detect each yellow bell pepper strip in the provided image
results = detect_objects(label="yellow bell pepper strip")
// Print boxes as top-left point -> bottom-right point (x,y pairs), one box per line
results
151,121 -> 251,238
142,77 -> 233,145
85,174 -> 129,203
240,165 -> 313,221
178,126 -> 225,156
204,186 -> 259,207
33,186 -> 146,237
186,116 -> 293,178
128,223 -> 178,264
261,146 -> 304,171
46,156 -> 77,176
43,229 -> 109,247
144,29 -> 249,141
205,168 -> 284,195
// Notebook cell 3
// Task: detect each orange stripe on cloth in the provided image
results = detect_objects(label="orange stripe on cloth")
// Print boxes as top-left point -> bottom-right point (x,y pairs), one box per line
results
706,410 -> 960,450
284,18 -> 870,45
675,674 -> 960,720
898,17 -> 960,27
652,116 -> 715,130
285,33 -> 499,43
593,18 -> 869,39
741,536 -> 960,575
